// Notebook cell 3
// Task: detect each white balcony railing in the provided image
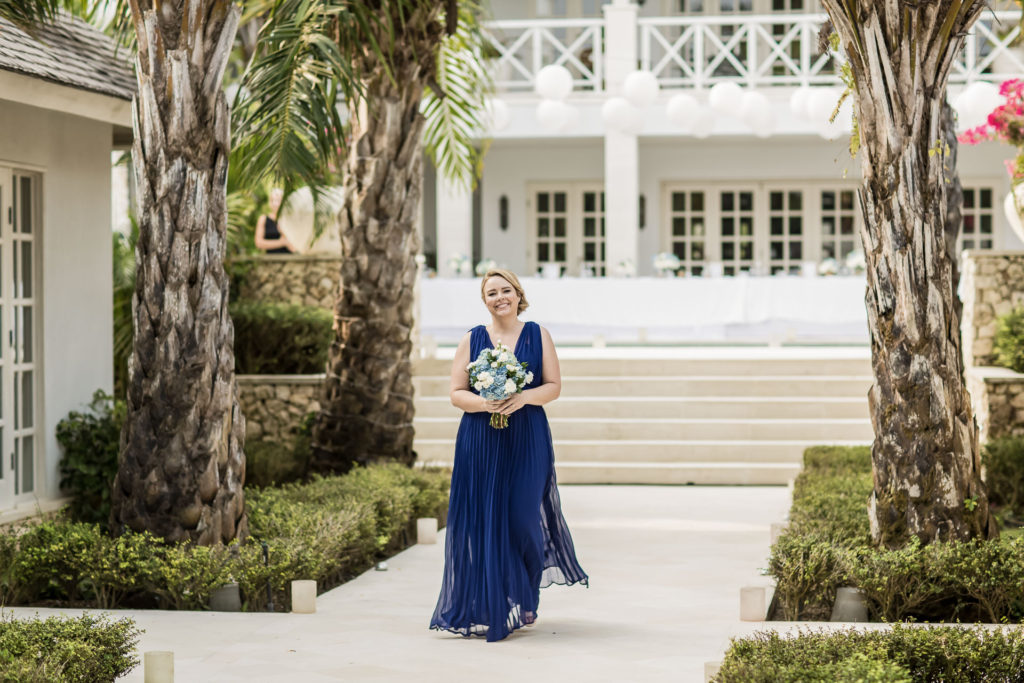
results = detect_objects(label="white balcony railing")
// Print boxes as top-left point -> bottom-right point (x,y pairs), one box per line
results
482,19 -> 604,92
482,11 -> 1024,93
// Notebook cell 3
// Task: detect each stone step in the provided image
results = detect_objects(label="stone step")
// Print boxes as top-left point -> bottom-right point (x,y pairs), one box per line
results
413,375 -> 873,398
413,438 -> 867,464
413,416 -> 873,441
414,357 -> 872,377
413,396 -> 870,419
417,459 -> 800,485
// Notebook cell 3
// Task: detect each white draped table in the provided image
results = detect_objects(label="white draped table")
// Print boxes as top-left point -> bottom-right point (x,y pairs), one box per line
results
418,276 -> 870,344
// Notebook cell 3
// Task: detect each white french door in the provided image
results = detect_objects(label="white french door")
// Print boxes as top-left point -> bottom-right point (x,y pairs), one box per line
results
0,167 -> 40,511
527,183 -> 606,276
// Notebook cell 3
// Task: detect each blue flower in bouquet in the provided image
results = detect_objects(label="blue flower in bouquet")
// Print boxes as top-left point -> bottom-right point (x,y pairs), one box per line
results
467,342 -> 533,428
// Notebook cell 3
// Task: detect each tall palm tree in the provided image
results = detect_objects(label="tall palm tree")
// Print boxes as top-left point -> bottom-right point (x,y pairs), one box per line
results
0,0 -> 60,27
821,1 -> 997,547
110,0 -> 248,545
233,0 -> 488,474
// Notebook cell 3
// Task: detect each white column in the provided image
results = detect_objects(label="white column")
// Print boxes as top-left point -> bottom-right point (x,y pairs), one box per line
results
603,0 -> 640,276
435,177 -> 474,277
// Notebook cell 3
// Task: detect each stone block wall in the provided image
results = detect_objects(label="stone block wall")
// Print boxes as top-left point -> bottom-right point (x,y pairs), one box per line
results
967,368 -> 1024,446
961,251 -> 1024,367
234,255 -> 341,309
237,375 -> 323,444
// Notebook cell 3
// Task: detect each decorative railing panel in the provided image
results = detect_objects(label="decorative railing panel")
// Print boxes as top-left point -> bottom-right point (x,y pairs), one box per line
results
482,19 -> 604,92
482,12 -> 1024,93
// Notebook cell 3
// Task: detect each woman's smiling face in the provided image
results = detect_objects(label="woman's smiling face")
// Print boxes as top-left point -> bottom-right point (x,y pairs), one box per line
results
483,275 -> 520,317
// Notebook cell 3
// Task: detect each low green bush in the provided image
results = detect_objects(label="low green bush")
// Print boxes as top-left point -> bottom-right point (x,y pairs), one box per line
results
994,306 -> 1024,373
0,464 -> 450,612
245,412 -> 315,488
769,445 -> 1024,623
0,613 -> 140,682
715,623 -> 1024,683
56,391 -> 125,529
231,301 -> 332,374
982,435 -> 1024,514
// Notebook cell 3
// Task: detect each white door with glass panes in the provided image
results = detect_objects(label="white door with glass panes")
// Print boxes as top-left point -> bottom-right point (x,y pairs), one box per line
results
960,185 -> 998,252
528,184 -> 606,276
0,168 -> 40,512
662,184 -> 759,276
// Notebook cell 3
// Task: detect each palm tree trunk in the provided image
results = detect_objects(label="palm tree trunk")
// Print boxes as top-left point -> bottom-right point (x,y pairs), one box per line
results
111,0 -> 248,545
822,1 -> 997,547
310,4 -> 445,473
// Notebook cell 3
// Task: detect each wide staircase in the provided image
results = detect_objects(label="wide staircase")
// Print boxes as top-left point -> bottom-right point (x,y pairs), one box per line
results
412,349 -> 874,484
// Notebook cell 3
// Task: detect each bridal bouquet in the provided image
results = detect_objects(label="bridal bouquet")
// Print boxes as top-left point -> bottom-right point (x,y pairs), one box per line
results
467,343 -> 533,429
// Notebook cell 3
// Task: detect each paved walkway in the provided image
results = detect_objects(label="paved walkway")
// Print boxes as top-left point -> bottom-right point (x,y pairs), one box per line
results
7,485 -> 791,682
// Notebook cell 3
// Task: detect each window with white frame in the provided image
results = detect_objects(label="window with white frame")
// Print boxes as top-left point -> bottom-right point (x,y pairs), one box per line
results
960,186 -> 996,252
529,184 -> 605,276
820,188 -> 858,261
720,190 -> 755,275
667,190 -> 707,275
581,190 -> 606,276
768,190 -> 804,274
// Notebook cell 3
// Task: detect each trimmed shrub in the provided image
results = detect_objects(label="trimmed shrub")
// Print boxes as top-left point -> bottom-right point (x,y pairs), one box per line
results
994,306 -> 1024,373
56,391 -> 125,529
0,613 -> 140,682
231,301 -> 332,374
769,445 -> 1024,623
716,623 -> 1024,683
0,464 -> 450,612
982,435 -> 1024,514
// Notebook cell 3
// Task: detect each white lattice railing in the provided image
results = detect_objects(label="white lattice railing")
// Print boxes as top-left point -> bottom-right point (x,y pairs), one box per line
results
482,12 -> 1024,94
482,19 -> 604,92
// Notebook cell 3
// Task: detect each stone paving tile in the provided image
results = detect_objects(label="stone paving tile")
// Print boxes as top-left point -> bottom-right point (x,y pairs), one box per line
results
6,485 -> 791,683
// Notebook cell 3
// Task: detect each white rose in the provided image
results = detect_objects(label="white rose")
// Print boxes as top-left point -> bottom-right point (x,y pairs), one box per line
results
525,371 -> 534,383
504,379 -> 517,395
483,376 -> 494,387
506,364 -> 516,372
473,382 -> 483,391
498,352 -> 508,362
466,362 -> 473,371
491,362 -> 498,368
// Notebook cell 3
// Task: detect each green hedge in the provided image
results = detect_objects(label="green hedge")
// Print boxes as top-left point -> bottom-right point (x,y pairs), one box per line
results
0,613 -> 140,682
982,435 -> 1024,515
230,301 -> 332,375
56,391 -> 125,530
0,464 -> 450,612
715,623 -> 1024,683
769,444 -> 1024,623
994,306 -> 1024,373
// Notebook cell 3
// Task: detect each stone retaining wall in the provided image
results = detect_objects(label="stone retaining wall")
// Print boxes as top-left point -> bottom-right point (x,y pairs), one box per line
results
967,367 -> 1024,446
237,375 -> 324,444
961,251 -> 1024,367
234,255 -> 340,309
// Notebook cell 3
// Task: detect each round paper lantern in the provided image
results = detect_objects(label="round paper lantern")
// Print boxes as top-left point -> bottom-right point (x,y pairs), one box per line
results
602,97 -> 642,133
952,89 -> 974,129
789,87 -> 812,120
485,98 -> 511,131
536,100 -> 572,131
623,70 -> 660,108
817,116 -> 844,141
534,65 -> 573,101
808,87 -> 840,124
690,107 -> 715,138
666,93 -> 699,131
968,81 -> 1002,128
708,82 -> 744,115
560,102 -> 582,132
738,91 -> 774,137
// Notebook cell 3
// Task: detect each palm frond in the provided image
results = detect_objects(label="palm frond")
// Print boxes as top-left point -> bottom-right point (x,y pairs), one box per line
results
231,0 -> 351,192
421,3 -> 492,191
0,0 -> 61,29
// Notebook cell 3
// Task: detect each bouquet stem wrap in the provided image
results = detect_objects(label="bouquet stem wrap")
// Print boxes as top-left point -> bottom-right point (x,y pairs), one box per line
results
490,413 -> 509,429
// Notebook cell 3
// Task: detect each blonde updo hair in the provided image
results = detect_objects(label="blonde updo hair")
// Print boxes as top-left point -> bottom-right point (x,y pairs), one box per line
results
480,268 -> 529,315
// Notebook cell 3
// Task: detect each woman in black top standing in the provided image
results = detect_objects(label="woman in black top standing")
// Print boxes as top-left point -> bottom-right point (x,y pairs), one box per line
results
255,188 -> 295,254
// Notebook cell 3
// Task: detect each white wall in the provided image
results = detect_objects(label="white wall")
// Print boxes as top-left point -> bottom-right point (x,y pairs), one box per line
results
480,139 -> 603,274
471,133 -> 1020,277
0,98 -> 114,502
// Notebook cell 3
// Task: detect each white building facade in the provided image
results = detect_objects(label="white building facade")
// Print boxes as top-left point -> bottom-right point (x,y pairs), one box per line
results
0,15 -> 133,521
425,0 -> 1024,280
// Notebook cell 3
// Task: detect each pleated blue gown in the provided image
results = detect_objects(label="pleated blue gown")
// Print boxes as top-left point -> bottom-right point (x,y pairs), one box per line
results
429,321 -> 589,642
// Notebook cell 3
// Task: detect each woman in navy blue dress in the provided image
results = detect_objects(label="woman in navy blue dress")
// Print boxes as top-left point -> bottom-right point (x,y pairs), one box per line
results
430,269 -> 588,642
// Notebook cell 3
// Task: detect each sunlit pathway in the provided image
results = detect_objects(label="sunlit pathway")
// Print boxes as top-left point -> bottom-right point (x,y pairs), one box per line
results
7,486 -> 791,682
